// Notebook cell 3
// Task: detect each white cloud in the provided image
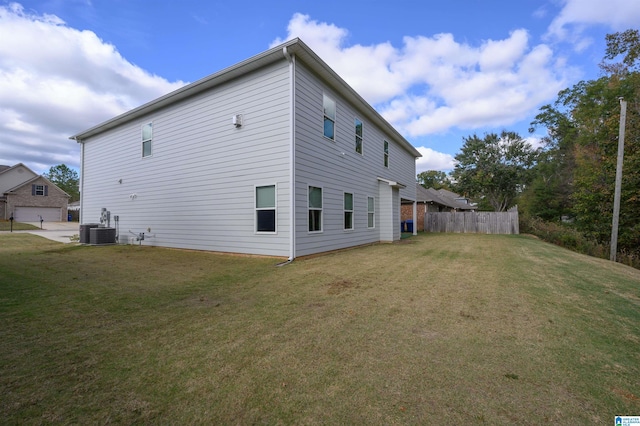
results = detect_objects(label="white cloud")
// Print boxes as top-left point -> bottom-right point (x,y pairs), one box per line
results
274,14 -> 568,142
547,0 -> 640,48
415,147 -> 455,173
0,3 -> 185,172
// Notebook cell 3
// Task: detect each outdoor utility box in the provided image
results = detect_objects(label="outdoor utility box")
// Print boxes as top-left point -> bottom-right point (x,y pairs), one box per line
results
89,227 -> 116,245
79,223 -> 99,244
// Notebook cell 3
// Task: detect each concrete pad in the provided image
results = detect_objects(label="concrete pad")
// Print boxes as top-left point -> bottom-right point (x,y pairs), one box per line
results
2,221 -> 80,244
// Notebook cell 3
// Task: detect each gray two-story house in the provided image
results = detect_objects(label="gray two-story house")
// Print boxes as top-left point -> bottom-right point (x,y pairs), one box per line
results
71,38 -> 421,259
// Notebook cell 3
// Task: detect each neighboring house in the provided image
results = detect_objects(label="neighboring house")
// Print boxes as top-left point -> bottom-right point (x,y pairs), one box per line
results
436,188 -> 476,208
401,184 -> 475,231
70,38 -> 422,259
0,163 -> 70,222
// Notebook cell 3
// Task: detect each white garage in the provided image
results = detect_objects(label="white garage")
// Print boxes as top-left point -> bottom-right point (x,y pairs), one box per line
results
14,206 -> 62,222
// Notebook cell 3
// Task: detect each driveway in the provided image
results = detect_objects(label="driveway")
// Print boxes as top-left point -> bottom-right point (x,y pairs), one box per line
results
7,222 -> 80,244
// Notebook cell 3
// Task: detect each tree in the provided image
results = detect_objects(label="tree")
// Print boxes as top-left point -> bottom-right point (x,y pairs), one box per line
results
44,164 -> 79,202
417,170 -> 451,189
451,131 -> 539,211
603,29 -> 640,72
523,103 -> 578,221
524,29 -> 640,255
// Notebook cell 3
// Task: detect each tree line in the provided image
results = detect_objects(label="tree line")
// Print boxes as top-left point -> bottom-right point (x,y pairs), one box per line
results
419,30 -> 640,262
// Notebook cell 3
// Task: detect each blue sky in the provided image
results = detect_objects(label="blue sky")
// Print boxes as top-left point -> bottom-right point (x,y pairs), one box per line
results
1,0 -> 639,175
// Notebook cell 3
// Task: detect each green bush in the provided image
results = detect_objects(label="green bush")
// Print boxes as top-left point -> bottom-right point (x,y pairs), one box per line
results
520,214 -> 639,269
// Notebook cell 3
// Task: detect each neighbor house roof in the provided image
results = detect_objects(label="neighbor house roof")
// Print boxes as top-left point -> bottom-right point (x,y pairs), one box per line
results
0,163 -> 38,194
0,163 -> 71,198
69,38 -> 422,159
0,162 -> 31,177
416,184 -> 474,210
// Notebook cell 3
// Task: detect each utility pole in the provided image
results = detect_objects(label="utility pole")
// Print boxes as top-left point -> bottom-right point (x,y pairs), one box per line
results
610,98 -> 627,262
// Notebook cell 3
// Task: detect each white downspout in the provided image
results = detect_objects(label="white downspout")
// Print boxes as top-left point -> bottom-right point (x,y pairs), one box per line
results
284,46 -> 296,261
79,139 -> 84,224
412,200 -> 417,235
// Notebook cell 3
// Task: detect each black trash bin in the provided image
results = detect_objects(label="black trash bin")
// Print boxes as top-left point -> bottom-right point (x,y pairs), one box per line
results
401,221 -> 406,232
406,220 -> 413,233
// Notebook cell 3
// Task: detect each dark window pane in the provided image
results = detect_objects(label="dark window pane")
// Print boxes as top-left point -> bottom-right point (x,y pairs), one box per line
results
309,210 -> 322,232
257,210 -> 276,232
344,211 -> 353,229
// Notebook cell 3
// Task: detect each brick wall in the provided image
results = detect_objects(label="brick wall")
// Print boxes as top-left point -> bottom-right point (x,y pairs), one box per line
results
400,203 -> 428,232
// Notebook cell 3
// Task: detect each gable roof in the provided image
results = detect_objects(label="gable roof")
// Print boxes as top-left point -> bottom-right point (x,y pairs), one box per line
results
4,174 -> 70,198
0,163 -> 71,198
0,162 -> 34,177
70,38 -> 421,159
0,163 -> 39,193
416,184 -> 474,210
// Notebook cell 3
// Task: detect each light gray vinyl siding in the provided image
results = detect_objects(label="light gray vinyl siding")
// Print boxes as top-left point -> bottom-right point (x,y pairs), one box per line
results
81,61 -> 291,256
293,62 -> 416,256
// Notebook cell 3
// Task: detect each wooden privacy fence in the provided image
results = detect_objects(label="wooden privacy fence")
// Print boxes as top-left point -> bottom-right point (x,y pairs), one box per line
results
424,208 -> 519,235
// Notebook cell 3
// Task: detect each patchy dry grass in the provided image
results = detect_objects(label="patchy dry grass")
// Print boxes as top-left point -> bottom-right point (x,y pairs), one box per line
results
1,233 -> 639,424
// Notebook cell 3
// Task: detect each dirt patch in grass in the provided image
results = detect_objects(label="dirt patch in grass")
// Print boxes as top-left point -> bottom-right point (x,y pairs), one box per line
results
327,278 -> 359,294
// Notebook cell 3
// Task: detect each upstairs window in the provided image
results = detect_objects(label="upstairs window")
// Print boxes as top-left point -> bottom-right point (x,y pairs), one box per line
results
344,192 -> 354,230
323,94 -> 336,140
142,123 -> 153,157
355,118 -> 363,154
308,186 -> 323,232
383,140 -> 389,168
33,184 -> 47,196
256,185 -> 276,233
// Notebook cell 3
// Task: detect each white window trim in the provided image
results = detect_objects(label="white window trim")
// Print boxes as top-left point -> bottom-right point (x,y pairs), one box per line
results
383,140 -> 389,168
355,118 -> 363,155
142,122 -> 153,158
255,184 -> 277,234
323,94 -> 336,141
343,191 -> 354,231
367,196 -> 375,229
308,185 -> 323,233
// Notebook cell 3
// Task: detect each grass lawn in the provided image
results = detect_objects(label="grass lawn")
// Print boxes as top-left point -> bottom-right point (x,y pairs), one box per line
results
1,233 -> 639,424
0,221 -> 39,231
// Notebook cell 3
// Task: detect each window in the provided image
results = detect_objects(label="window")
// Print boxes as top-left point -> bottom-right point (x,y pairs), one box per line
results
142,122 -> 153,157
383,140 -> 389,168
344,192 -> 354,230
355,118 -> 363,154
34,185 -> 45,196
367,196 -> 375,228
308,186 -> 323,232
323,94 -> 336,140
256,185 -> 276,233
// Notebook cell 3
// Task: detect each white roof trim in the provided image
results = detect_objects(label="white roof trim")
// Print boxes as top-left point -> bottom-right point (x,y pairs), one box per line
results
69,38 -> 421,159
377,177 -> 406,189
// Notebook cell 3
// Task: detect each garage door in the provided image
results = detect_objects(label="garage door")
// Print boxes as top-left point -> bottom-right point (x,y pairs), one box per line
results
14,207 -> 62,222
